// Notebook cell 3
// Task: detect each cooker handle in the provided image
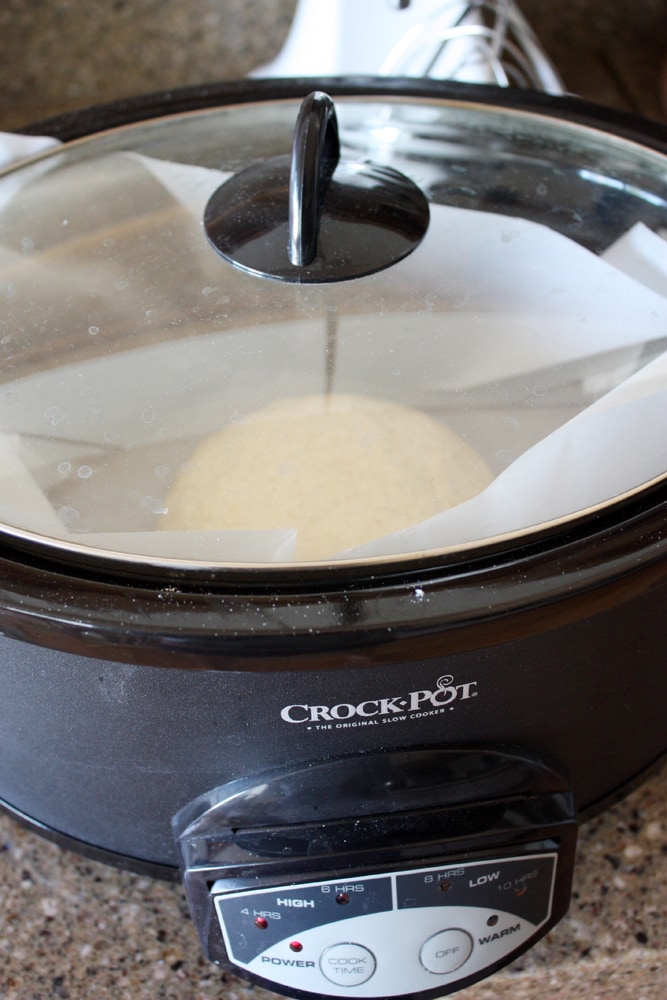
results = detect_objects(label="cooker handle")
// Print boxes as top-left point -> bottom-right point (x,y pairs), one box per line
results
289,91 -> 340,267
174,746 -> 578,998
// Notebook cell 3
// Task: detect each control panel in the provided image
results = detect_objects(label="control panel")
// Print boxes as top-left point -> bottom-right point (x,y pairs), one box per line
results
174,747 -> 577,999
212,853 -> 558,997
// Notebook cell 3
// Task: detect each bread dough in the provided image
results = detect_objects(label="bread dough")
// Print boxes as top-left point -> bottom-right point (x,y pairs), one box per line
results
161,394 -> 492,560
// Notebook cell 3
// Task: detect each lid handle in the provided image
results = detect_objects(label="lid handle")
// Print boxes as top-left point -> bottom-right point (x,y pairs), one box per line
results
289,91 -> 340,267
203,91 -> 429,283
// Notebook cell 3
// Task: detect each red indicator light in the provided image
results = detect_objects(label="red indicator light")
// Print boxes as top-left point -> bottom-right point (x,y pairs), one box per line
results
335,892 -> 350,905
290,941 -> 303,953
254,917 -> 269,929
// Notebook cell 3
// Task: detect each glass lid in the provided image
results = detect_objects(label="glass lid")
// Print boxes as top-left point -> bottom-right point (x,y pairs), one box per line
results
1,89 -> 667,570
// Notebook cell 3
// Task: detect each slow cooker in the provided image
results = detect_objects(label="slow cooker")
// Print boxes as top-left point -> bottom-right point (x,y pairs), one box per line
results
2,1 -> 667,997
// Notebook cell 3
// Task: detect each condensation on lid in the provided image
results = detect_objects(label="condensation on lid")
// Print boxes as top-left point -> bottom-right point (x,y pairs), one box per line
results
1,96 -> 667,567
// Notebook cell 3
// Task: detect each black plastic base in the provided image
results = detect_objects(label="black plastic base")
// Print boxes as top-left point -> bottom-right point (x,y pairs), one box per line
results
0,795 -> 180,881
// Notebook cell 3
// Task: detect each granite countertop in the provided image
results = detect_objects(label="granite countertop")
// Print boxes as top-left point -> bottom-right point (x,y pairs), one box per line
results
2,1 -> 667,998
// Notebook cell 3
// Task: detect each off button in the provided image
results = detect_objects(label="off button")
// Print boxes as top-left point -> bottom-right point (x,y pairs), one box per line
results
320,943 -> 376,986
420,928 -> 474,975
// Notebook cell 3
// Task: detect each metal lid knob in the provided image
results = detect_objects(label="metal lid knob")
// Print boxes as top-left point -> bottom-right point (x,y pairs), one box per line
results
204,91 -> 430,283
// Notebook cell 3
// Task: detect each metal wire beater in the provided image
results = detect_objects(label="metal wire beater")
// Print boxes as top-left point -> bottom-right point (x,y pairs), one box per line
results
380,0 -> 564,94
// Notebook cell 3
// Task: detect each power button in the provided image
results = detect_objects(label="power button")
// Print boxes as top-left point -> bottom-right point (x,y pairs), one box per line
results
319,943 -> 377,986
419,928 -> 474,975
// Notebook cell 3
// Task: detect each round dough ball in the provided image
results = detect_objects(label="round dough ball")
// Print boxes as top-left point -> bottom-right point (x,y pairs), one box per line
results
161,393 -> 492,560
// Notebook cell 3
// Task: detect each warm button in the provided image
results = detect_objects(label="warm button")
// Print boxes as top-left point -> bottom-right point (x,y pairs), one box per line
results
419,928 -> 474,975
319,943 -> 376,986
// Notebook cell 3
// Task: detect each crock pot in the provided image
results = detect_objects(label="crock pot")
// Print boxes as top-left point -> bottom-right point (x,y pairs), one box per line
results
2,23 -> 667,997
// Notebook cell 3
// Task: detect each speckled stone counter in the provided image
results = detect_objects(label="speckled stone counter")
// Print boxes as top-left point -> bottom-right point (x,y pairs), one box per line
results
0,0 -> 298,131
2,759 -> 667,999
2,2 -> 667,999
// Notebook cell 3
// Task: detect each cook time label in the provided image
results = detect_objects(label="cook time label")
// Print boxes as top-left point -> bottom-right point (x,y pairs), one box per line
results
279,673 -> 479,732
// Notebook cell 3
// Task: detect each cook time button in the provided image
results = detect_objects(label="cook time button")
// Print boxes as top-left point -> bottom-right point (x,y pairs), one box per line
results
320,943 -> 376,986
